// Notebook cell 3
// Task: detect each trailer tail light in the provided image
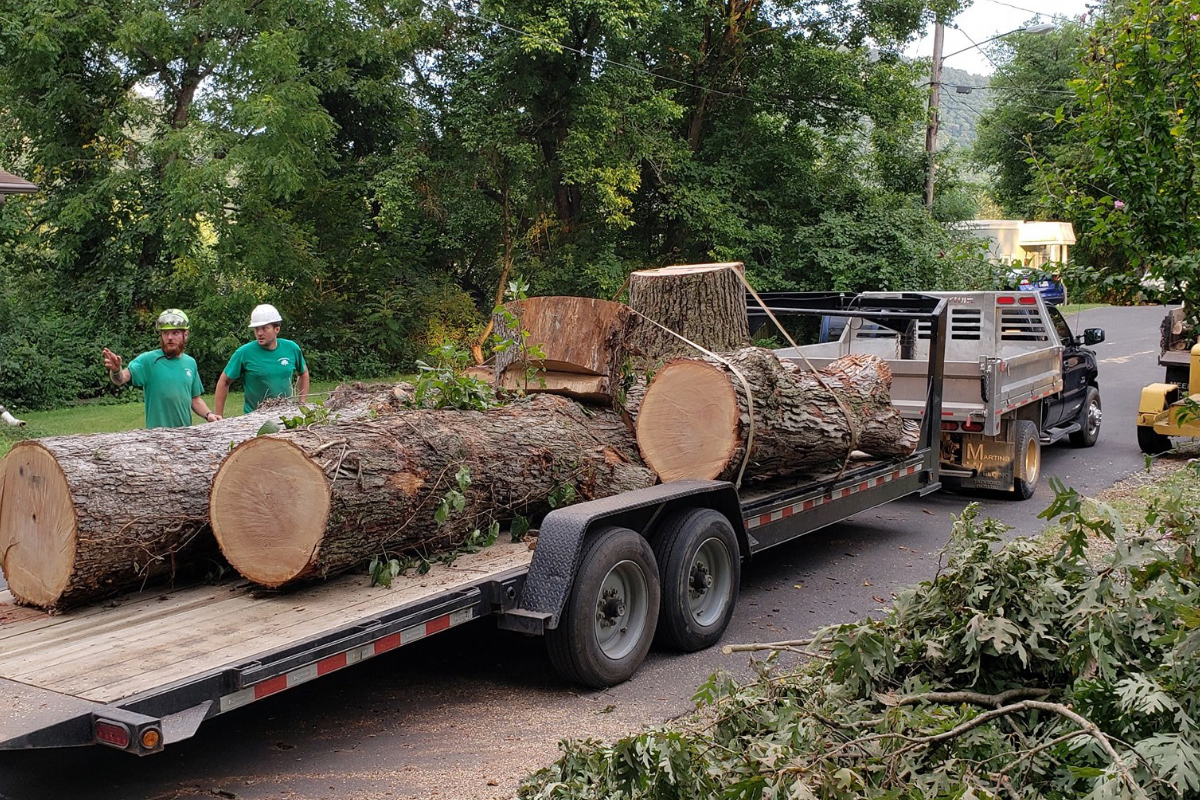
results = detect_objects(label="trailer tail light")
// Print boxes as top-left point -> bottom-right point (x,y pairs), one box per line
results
996,295 -> 1015,305
941,421 -> 959,431
140,728 -> 162,749
95,719 -> 131,749
1018,295 -> 1037,305
962,420 -> 985,432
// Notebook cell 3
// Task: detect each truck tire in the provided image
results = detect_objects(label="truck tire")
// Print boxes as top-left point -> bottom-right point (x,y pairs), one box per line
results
1137,426 -> 1172,455
1011,420 -> 1041,500
547,527 -> 660,688
652,508 -> 740,652
1069,386 -> 1102,447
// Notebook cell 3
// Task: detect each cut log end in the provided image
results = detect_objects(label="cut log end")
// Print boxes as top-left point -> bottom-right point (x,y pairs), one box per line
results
635,360 -> 739,482
210,438 -> 332,588
0,443 -> 78,607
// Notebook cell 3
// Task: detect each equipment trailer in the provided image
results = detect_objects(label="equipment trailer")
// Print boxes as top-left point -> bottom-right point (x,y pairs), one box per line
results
1,293 -> 947,755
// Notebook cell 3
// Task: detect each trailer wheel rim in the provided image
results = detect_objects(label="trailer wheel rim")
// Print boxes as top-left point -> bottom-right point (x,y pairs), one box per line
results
688,538 -> 734,626
594,560 -> 650,660
1023,436 -> 1040,486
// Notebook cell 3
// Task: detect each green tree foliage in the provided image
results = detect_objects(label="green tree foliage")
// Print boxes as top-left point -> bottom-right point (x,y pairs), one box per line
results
1,0 -> 973,410
974,22 -> 1086,218
520,478 -> 1200,798
1035,0 -> 1200,294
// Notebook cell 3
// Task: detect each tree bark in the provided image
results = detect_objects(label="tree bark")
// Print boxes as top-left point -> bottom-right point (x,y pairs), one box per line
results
209,394 -> 656,588
493,296 -> 637,404
0,384 -> 399,611
635,348 -> 919,483
627,263 -> 750,364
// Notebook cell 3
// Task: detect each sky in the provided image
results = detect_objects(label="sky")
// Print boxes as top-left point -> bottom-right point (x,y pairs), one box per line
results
903,0 -> 1097,75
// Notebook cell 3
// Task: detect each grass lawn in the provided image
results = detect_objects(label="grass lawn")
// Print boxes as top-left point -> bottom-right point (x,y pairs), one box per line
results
1058,302 -> 1109,314
0,379 -> 356,458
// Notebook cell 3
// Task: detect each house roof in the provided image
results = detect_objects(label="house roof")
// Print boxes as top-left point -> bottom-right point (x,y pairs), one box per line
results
0,168 -> 38,195
1018,221 -> 1076,246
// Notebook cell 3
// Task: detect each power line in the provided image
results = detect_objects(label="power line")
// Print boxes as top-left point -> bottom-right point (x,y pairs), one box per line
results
978,0 -> 1050,18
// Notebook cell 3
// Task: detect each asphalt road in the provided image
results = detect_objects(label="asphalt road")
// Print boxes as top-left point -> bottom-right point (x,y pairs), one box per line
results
0,304 -> 1173,800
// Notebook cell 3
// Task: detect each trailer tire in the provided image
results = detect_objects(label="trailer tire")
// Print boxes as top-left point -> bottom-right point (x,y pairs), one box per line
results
1137,426 -> 1172,455
652,508 -> 740,652
547,527 -> 660,688
1011,420 -> 1041,500
1069,386 -> 1102,447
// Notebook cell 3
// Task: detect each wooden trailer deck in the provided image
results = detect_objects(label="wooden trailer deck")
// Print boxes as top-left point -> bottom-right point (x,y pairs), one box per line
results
0,540 -> 533,707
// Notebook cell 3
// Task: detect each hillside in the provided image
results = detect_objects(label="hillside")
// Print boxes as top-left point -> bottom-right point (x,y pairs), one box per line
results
935,66 -> 991,149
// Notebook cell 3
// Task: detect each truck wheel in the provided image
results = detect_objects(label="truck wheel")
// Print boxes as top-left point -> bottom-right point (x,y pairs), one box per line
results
1011,420 -> 1041,500
1137,426 -> 1172,455
653,508 -> 740,652
1069,386 -> 1102,447
546,527 -> 660,688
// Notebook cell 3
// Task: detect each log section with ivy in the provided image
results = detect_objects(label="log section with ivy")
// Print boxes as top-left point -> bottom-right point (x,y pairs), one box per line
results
0,385 -> 397,611
492,296 -> 636,403
208,394 -> 656,588
635,348 -> 918,483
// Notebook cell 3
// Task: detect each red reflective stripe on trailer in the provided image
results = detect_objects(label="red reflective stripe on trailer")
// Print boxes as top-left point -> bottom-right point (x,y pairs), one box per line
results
317,652 -> 347,676
759,513 -> 772,527
802,499 -> 815,511
374,633 -> 401,654
781,505 -> 793,518
254,675 -> 288,700
426,614 -> 451,636
858,481 -> 869,492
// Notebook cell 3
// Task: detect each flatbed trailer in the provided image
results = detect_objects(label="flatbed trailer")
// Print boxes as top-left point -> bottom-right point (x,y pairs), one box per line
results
0,293 -> 947,755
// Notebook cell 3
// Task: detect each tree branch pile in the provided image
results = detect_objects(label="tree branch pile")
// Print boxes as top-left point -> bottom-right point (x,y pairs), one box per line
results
520,496 -> 1200,799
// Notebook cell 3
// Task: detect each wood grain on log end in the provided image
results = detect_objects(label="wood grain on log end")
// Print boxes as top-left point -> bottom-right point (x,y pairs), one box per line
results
0,442 -> 79,608
635,360 -> 739,482
210,438 -> 332,588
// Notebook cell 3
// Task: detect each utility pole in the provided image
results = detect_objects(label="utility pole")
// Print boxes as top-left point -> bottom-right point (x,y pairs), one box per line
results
924,19 -> 944,212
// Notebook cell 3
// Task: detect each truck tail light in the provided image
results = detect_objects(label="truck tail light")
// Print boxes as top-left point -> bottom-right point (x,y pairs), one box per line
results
996,295 -> 1015,305
95,719 -> 131,749
962,421 -> 984,432
1018,295 -> 1037,305
941,421 -> 959,431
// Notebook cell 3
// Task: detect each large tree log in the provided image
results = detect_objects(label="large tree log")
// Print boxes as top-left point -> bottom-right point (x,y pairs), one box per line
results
0,384 -> 401,611
635,348 -> 919,483
208,394 -> 656,588
627,263 -> 750,363
493,296 -> 636,403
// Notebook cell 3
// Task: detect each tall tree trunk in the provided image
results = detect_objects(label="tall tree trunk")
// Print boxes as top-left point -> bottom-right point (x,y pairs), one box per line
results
0,385 -> 398,611
635,348 -> 918,483
209,395 -> 655,588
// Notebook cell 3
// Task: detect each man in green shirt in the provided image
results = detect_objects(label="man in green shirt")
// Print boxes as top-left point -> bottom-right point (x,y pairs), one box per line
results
102,309 -> 222,429
214,303 -> 310,416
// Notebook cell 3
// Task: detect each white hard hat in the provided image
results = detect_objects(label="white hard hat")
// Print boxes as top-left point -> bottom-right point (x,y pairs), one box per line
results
248,303 -> 283,328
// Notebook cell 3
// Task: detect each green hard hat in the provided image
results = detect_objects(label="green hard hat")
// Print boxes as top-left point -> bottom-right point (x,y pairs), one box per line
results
156,308 -> 190,331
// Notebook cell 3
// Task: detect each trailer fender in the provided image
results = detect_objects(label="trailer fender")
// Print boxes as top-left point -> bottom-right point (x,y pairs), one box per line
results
497,480 -> 743,635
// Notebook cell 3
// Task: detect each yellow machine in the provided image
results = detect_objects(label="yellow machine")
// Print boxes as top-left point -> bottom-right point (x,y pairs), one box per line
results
1137,342 -> 1200,453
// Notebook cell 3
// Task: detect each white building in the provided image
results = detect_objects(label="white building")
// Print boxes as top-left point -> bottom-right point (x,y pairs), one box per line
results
958,220 -> 1075,267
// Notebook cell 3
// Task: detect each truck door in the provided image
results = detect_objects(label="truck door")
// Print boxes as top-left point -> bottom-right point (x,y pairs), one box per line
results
1047,305 -> 1088,427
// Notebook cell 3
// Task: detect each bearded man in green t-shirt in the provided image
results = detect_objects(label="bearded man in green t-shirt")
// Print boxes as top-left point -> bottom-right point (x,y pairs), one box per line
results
213,304 -> 310,417
102,309 -> 223,429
